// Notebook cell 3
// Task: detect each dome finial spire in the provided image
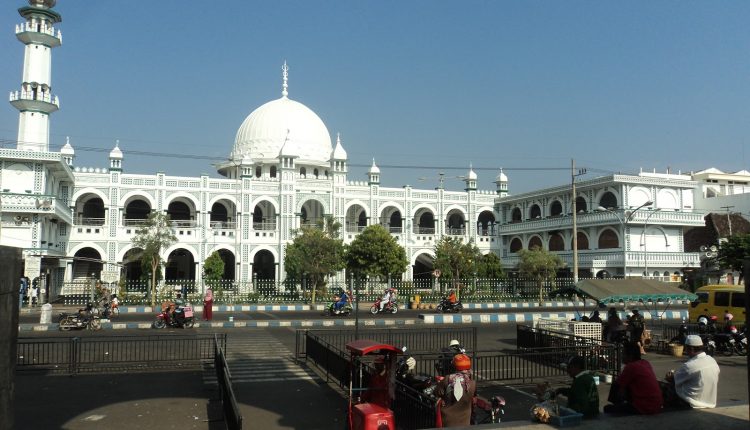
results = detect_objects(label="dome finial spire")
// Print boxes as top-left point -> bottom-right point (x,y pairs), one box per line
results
282,61 -> 289,98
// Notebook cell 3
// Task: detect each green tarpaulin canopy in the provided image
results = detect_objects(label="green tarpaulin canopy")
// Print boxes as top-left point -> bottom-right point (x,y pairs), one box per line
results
572,279 -> 697,305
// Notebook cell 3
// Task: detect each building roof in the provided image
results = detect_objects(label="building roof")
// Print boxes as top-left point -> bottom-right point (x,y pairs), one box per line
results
683,212 -> 750,252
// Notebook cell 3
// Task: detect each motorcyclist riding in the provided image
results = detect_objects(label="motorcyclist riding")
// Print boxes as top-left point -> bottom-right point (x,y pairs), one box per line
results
438,339 -> 465,376
166,293 -> 186,325
334,289 -> 349,311
379,288 -> 395,312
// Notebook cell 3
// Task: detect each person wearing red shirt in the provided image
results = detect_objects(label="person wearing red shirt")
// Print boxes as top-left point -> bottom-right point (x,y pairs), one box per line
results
604,341 -> 663,415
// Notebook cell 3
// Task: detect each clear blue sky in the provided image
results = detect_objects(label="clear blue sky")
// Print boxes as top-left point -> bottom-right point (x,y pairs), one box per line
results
1,0 -> 748,193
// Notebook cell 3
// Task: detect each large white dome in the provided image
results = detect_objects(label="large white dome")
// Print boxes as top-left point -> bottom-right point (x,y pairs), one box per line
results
231,96 -> 333,166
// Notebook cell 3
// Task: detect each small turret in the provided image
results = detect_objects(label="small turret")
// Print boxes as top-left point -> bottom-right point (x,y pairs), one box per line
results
464,165 -> 477,191
60,136 -> 74,166
495,168 -> 508,197
330,133 -> 348,173
109,140 -> 123,171
368,159 -> 380,185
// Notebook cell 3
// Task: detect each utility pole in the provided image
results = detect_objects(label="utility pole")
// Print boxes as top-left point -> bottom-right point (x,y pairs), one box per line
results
720,206 -> 734,237
571,160 -> 587,283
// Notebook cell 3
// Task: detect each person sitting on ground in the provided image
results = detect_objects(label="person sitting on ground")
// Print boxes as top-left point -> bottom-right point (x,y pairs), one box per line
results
436,353 -> 476,427
661,335 -> 720,409
604,341 -> 662,415
555,356 -> 600,419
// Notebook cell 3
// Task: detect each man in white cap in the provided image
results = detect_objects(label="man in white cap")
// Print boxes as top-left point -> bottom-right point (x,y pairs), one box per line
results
662,335 -> 720,408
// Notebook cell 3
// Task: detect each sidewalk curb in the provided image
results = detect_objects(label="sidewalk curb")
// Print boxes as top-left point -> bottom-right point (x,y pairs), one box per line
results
17,309 -> 688,331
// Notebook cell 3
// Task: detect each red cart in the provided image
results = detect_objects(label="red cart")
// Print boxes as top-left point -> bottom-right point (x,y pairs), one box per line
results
345,340 -> 402,430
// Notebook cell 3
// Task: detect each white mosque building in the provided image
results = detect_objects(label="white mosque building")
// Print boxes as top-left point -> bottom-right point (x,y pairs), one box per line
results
1,1 -> 707,301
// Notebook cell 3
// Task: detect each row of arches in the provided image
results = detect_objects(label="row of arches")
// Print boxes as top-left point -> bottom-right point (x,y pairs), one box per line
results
74,191 -> 499,236
509,230 -> 609,253
71,246 -> 275,282
510,192 -> 620,222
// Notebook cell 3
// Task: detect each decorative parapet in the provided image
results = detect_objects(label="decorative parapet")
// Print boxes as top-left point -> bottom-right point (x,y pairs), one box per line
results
15,22 -> 62,46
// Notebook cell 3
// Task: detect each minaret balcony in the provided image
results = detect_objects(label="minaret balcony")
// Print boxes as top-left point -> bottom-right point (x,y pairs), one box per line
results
15,23 -> 62,47
10,90 -> 59,113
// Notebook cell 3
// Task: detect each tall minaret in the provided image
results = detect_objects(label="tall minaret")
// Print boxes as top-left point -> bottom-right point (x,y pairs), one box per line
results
10,0 -> 62,152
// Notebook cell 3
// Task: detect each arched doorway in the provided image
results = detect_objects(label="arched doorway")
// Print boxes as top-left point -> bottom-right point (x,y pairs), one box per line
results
413,209 -> 435,234
165,249 -> 195,281
300,200 -> 324,227
477,210 -> 495,236
345,204 -> 368,233
167,199 -> 195,227
253,200 -> 277,230
124,198 -> 150,226
598,229 -> 620,249
253,250 -> 275,280
412,253 -> 434,287
75,194 -> 105,225
446,209 -> 465,235
217,249 -> 236,280
72,247 -> 103,281
121,248 -> 144,282
380,206 -> 402,233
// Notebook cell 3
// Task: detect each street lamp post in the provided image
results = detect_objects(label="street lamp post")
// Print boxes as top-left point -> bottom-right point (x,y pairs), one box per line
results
641,208 -> 662,279
597,200 -> 653,278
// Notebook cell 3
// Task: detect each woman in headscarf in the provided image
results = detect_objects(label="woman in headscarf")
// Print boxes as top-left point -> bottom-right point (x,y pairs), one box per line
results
203,287 -> 214,320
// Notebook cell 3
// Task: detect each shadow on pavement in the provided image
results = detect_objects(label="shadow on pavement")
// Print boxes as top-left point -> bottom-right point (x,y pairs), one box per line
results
14,370 -> 221,430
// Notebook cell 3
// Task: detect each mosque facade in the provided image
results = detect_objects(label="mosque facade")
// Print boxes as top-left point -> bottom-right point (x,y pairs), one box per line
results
1,1 -> 706,301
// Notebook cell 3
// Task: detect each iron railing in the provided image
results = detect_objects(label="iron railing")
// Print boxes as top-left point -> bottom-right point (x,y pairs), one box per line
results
77,277 -> 600,306
16,334 -> 225,374
295,327 -> 477,361
215,334 -> 243,430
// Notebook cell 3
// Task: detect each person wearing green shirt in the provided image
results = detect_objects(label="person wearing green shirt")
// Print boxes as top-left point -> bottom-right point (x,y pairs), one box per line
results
556,356 -> 600,418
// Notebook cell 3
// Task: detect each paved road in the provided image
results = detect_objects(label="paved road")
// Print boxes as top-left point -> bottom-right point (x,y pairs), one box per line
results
15,323 -> 748,429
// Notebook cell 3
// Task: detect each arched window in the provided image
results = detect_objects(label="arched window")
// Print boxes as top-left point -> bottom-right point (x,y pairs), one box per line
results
575,196 -> 587,213
270,166 -> 277,178
574,232 -> 589,250
599,192 -> 617,210
300,167 -> 307,177
313,168 -> 319,178
529,236 -> 543,250
550,201 -> 563,217
530,204 -> 542,220
598,229 -> 619,249
255,166 -> 261,178
509,238 -> 522,253
549,233 -> 564,251
511,208 -> 522,223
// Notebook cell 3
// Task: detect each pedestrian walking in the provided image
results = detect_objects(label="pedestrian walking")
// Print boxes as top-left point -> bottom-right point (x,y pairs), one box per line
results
19,276 -> 28,309
203,287 -> 214,320
30,284 -> 38,306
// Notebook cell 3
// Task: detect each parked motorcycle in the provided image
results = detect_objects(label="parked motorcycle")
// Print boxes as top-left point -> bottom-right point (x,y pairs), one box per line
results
325,301 -> 352,316
703,333 -> 736,357
730,327 -> 747,356
370,299 -> 398,315
153,305 -> 195,329
436,298 -> 463,313
58,304 -> 101,331
474,395 -> 506,424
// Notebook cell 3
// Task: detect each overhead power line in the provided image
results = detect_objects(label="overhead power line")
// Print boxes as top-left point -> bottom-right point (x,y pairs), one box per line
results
1,138 -> 615,174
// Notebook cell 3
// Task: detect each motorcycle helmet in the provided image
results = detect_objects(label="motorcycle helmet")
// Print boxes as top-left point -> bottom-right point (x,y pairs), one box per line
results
698,316 -> 708,325
710,315 -> 718,322
729,326 -> 738,334
449,339 -> 461,347
406,357 -> 416,371
724,312 -> 734,321
452,353 -> 471,371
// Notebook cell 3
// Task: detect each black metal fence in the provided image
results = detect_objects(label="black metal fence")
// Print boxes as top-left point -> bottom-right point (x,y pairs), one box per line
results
16,334 -> 225,374
295,327 -> 477,361
214,335 -> 243,430
516,325 -> 622,377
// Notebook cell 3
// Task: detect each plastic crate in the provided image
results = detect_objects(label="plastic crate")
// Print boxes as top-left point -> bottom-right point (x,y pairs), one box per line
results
535,318 -> 602,342
550,407 -> 583,427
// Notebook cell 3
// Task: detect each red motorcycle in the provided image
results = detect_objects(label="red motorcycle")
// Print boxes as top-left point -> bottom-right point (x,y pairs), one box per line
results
370,299 -> 398,315
153,305 -> 195,329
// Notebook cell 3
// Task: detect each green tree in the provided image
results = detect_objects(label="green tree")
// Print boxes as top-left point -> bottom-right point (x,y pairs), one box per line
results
132,212 -> 177,307
517,246 -> 564,304
346,225 -> 409,280
716,233 -> 750,283
477,252 -> 505,279
433,237 -> 482,292
284,216 -> 345,303
203,251 -> 225,289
